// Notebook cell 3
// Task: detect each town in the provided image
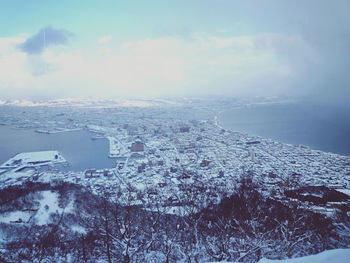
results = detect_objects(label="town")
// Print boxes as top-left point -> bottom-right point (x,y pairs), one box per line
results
1,98 -> 349,218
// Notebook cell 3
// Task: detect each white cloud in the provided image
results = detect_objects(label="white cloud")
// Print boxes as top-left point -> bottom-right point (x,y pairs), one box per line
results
98,35 -> 112,44
0,32 -> 312,99
0,37 -> 34,91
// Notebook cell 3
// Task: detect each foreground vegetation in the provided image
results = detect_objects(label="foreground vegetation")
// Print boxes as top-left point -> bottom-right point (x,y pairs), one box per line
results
0,177 -> 349,263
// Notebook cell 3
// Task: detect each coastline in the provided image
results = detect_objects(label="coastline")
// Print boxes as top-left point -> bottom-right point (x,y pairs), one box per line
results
216,104 -> 350,157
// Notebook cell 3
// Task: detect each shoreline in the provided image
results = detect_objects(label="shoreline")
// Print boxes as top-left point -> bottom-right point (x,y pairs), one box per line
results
215,106 -> 350,158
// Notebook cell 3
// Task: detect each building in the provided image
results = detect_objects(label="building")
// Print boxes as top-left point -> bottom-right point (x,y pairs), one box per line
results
249,150 -> 256,162
200,159 -> 210,167
246,141 -> 260,145
179,126 -> 190,133
131,141 -> 144,152
85,169 -> 97,178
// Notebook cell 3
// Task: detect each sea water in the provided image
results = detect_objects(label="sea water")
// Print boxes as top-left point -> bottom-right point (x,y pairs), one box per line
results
0,126 -> 115,171
219,103 -> 350,156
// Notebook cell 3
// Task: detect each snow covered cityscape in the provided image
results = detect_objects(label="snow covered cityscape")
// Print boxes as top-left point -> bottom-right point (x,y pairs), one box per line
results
0,98 -> 349,262
1,0 -> 350,262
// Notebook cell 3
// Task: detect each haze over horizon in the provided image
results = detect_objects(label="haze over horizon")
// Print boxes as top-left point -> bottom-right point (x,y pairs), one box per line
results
1,1 -> 350,105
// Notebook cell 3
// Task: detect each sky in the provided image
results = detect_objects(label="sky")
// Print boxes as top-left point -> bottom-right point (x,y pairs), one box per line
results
0,0 -> 350,103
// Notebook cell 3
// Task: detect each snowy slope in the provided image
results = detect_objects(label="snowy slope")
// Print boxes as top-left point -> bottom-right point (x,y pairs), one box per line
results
258,249 -> 350,263
35,191 -> 62,225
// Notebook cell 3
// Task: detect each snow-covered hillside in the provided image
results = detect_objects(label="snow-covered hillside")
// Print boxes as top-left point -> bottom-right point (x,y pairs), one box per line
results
259,249 -> 350,263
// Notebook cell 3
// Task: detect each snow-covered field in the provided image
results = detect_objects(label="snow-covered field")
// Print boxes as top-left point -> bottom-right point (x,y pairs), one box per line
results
258,249 -> 350,263
0,211 -> 32,223
35,190 -> 62,225
0,190 -> 75,226
206,249 -> 350,263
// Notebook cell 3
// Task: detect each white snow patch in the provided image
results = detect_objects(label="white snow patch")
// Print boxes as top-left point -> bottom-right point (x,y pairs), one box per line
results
258,249 -> 350,263
35,191 -> 61,225
0,191 -> 76,226
134,182 -> 146,191
64,199 -> 75,214
144,205 -> 197,216
71,225 -> 86,234
0,211 -> 32,223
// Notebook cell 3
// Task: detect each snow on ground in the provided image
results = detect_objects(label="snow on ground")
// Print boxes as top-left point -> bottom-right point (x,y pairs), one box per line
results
0,169 -> 37,187
0,190 -> 76,226
164,205 -> 194,215
0,211 -> 32,223
65,198 -> 75,214
143,205 -> 197,216
207,249 -> 350,263
71,225 -> 86,234
35,191 -> 61,225
86,124 -> 108,133
34,191 -> 76,225
134,182 -> 146,191
119,100 -> 159,107
258,249 -> 350,263
107,136 -> 121,157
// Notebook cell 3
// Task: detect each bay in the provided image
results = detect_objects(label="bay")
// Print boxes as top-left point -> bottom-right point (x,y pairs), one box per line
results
0,126 -> 115,171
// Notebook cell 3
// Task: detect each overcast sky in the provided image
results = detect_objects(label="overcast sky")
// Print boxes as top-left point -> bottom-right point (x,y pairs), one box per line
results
0,0 -> 349,103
